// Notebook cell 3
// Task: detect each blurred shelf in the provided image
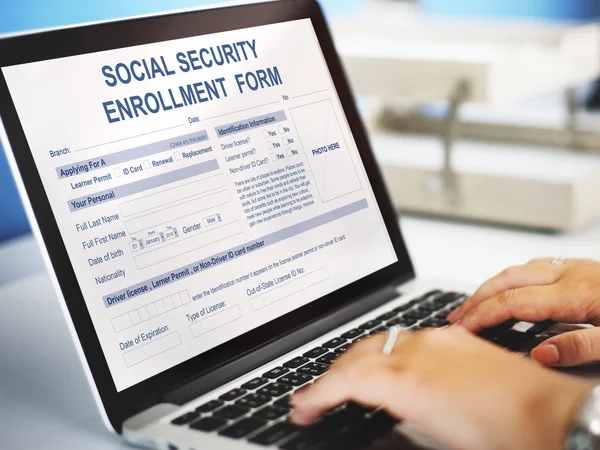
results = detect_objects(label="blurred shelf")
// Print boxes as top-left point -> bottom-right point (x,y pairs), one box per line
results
372,132 -> 600,231
331,3 -> 600,104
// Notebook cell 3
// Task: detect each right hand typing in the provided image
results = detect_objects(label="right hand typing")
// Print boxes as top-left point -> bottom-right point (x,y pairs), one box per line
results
448,258 -> 600,367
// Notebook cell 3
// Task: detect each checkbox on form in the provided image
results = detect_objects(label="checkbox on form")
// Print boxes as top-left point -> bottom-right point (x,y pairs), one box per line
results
174,151 -> 181,161
143,160 -> 151,169
113,167 -> 122,177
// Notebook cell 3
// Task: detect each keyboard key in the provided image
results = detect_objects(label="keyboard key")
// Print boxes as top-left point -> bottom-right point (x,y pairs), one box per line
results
432,293 -> 461,307
322,337 -> 346,349
330,410 -> 398,448
404,309 -> 431,320
376,311 -> 397,321
275,395 -> 292,408
219,417 -> 268,439
431,300 -> 448,310
326,409 -> 397,448
417,303 -> 438,313
340,328 -> 363,339
335,344 -> 351,354
284,357 -> 310,369
241,377 -> 269,390
297,362 -> 329,376
439,292 -> 466,304
527,321 -> 554,335
219,388 -> 247,402
421,318 -> 449,328
434,310 -> 451,320
325,407 -> 367,428
250,421 -> 300,446
418,290 -> 443,301
236,393 -> 272,409
213,405 -> 250,420
263,367 -> 290,379
280,420 -> 335,450
493,330 -> 531,350
387,317 -> 415,327
189,416 -> 227,432
478,321 -> 517,341
369,326 -> 387,335
254,404 -> 290,421
171,411 -> 199,426
316,352 -> 338,365
280,372 -> 313,387
196,399 -> 224,413
258,382 -> 293,397
367,409 -> 399,433
358,320 -> 381,330
393,301 -> 417,313
303,347 -> 328,358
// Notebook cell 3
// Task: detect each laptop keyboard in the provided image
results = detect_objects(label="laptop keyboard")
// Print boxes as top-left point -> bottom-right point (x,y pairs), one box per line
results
170,289 -> 552,449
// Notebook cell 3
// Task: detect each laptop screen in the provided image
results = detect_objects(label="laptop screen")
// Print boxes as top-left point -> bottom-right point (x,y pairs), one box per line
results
2,18 -> 397,391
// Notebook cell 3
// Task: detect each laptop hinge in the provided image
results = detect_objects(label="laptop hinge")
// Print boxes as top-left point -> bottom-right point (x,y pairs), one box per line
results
162,282 -> 403,406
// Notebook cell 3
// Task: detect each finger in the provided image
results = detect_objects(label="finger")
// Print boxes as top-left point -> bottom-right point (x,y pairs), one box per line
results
448,264 -> 563,323
531,327 -> 600,367
527,258 -> 557,265
289,354 -> 395,425
528,258 -> 597,266
457,285 -> 563,333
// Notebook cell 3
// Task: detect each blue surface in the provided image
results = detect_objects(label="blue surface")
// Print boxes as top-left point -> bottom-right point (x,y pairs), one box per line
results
421,0 -> 600,20
0,0 -> 352,242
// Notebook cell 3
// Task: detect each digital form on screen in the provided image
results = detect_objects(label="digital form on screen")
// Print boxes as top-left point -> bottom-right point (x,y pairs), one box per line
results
2,19 -> 397,391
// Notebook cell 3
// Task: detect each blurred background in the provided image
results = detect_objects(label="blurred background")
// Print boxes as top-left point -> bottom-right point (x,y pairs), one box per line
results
2,0 -> 600,241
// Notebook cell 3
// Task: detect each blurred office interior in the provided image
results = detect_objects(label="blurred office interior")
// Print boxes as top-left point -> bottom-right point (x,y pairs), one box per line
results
2,0 -> 600,241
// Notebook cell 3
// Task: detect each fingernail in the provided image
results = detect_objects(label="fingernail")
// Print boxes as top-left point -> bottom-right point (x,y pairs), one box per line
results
532,344 -> 559,366
452,319 -> 461,327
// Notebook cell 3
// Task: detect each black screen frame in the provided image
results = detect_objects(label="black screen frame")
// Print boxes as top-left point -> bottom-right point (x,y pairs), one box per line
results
0,0 -> 415,431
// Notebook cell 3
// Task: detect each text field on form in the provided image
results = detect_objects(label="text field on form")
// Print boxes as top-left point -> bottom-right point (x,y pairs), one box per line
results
250,267 -> 330,311
120,174 -> 225,218
122,331 -> 182,367
125,189 -> 231,234
189,306 -> 243,338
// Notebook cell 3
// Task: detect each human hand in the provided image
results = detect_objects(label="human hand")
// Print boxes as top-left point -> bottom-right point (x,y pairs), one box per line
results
448,258 -> 600,367
290,327 -> 591,450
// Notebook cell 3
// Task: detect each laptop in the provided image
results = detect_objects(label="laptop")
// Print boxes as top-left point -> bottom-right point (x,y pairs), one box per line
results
0,1 -> 562,449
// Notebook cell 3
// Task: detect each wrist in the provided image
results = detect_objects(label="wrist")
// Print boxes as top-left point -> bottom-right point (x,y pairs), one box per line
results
528,375 -> 593,450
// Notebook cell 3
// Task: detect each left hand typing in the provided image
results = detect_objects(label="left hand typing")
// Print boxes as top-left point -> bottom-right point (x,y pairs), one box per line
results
290,327 -> 591,450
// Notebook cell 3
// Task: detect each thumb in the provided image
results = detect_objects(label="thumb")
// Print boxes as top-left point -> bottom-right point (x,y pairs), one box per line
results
531,327 -> 600,367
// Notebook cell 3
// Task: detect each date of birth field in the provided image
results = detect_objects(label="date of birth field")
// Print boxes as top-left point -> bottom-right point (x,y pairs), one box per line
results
111,290 -> 191,333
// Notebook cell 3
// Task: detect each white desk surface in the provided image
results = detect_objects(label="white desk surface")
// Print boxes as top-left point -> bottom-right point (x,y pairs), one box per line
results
2,214 -> 600,449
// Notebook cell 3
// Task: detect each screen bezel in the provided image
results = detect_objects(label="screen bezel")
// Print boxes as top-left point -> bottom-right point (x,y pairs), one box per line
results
0,0 -> 414,431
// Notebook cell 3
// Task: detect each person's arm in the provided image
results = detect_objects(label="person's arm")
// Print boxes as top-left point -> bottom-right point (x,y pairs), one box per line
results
449,258 -> 600,366
290,328 -> 592,450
